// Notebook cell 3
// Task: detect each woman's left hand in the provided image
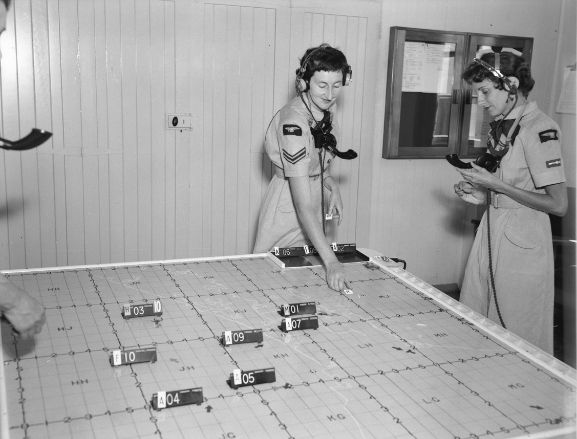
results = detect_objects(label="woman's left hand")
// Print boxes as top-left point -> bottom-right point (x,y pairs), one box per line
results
459,162 -> 502,192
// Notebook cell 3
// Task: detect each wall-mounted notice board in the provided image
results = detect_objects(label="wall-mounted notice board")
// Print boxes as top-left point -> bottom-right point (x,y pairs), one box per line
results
383,27 -> 533,159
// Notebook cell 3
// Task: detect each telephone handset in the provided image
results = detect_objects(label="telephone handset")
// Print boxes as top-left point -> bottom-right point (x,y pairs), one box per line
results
445,153 -> 501,173
310,112 -> 357,160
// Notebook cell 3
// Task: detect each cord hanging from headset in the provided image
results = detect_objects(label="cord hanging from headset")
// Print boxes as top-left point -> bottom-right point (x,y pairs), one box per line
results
486,192 -> 506,328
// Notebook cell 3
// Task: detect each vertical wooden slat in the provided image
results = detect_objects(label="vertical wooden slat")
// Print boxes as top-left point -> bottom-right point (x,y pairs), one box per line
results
235,7 -> 253,252
163,0 -> 176,259
149,0 -> 166,260
208,5 -> 227,256
78,0 -> 100,265
45,0 -> 67,267
201,5 -> 214,257
104,0 -> 124,264
174,0 -> 192,258
119,0 -> 138,262
344,17 -> 366,243
94,0 -> 111,263
352,16 -> 375,246
135,0 -> 152,261
187,1 -> 205,257
16,0 -> 43,268
32,0 -> 56,267
223,6 -> 240,256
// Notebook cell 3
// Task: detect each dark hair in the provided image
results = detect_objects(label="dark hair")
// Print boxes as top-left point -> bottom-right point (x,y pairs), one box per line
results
1,0 -> 11,9
462,52 -> 535,97
296,44 -> 350,84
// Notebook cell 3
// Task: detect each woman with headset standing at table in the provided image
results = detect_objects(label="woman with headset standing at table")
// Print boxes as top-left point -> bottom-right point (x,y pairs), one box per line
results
453,51 -> 567,354
253,44 -> 357,292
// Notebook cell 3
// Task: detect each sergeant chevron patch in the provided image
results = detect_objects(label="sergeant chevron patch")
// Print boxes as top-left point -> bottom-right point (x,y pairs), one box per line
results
283,147 -> 306,164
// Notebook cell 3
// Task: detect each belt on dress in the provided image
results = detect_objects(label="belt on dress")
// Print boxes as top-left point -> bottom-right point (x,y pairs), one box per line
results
274,165 -> 320,180
490,192 -> 523,209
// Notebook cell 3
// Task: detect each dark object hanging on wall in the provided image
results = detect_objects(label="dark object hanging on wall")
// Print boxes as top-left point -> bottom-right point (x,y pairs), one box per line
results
0,129 -> 52,151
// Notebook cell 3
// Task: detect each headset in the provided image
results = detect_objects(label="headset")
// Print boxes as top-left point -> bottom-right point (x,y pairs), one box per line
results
472,58 -> 517,98
295,43 -> 352,94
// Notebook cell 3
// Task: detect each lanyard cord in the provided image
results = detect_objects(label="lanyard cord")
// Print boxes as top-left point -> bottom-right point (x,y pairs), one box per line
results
486,192 -> 506,328
485,102 -> 528,328
319,148 -> 327,235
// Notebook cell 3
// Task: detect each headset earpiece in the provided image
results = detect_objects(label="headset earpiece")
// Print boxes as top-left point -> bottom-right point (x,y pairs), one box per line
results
296,77 -> 308,92
343,65 -> 352,86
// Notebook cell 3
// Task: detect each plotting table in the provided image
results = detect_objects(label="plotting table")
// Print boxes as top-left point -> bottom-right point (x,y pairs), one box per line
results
0,250 -> 575,439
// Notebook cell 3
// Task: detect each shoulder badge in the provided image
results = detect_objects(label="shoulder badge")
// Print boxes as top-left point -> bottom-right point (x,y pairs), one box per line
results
283,124 -> 302,136
538,129 -> 558,143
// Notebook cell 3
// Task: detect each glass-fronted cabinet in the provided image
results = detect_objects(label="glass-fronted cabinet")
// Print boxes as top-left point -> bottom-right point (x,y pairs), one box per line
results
382,27 -> 533,159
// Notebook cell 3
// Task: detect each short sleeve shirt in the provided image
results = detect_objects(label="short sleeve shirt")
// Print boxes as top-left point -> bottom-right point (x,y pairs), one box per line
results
265,96 -> 337,177
499,101 -> 566,190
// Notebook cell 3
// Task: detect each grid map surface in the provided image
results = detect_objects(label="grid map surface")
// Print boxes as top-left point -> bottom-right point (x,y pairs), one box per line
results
1,254 -> 575,439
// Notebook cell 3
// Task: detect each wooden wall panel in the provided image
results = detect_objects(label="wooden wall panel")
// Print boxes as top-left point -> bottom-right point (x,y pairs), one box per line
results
0,0 -> 377,271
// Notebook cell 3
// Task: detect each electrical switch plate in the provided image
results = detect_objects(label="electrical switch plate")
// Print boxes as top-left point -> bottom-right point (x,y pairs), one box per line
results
167,113 -> 192,130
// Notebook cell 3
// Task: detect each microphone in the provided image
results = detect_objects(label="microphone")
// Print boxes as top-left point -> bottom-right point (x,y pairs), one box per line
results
328,145 -> 357,160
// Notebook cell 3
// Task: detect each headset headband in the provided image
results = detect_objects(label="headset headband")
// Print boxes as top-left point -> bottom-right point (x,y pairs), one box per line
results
296,44 -> 352,90
472,57 -> 504,79
472,56 -> 516,95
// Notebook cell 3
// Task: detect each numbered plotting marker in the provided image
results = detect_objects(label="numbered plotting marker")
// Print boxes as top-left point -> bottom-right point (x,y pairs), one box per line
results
273,243 -> 356,257
281,315 -> 319,332
229,367 -> 276,389
122,299 -> 162,319
109,347 -> 157,366
281,301 -> 317,317
222,329 -> 263,346
151,388 -> 203,411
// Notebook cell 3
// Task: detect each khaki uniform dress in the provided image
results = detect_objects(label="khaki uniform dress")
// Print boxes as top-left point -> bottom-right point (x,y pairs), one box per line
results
460,101 -> 566,354
253,96 -> 336,253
